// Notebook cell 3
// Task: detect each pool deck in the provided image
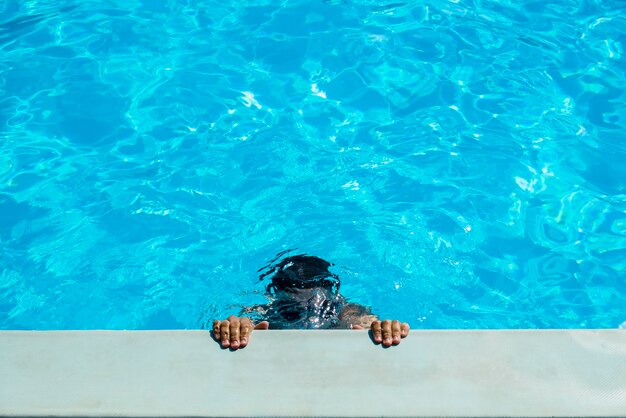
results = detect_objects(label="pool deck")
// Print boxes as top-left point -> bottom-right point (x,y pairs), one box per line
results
1,329 -> 625,417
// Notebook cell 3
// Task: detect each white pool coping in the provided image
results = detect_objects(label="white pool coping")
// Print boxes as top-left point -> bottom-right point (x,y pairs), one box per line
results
1,330 -> 625,417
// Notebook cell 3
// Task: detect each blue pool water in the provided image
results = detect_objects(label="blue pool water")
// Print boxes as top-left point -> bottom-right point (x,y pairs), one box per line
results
1,0 -> 625,330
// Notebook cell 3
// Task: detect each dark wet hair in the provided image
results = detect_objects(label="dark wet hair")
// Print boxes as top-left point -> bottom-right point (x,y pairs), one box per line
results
261,255 -> 340,295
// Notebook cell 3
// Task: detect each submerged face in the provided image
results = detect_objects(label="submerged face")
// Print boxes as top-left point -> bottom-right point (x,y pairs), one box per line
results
262,255 -> 344,329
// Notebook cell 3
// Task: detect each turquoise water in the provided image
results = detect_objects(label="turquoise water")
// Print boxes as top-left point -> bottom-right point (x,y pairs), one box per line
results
1,0 -> 625,330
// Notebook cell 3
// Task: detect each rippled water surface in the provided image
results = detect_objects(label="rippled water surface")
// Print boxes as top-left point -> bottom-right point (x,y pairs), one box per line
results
1,0 -> 626,330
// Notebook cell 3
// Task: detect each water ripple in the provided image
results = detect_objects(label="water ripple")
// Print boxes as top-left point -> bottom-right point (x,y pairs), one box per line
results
1,0 -> 625,329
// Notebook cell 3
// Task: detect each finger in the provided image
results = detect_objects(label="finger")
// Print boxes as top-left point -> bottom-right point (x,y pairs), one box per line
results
371,320 -> 382,343
401,323 -> 410,338
391,320 -> 401,345
239,318 -> 253,347
254,321 -> 269,330
220,320 -> 230,348
229,318 -> 241,349
212,320 -> 221,340
381,320 -> 392,347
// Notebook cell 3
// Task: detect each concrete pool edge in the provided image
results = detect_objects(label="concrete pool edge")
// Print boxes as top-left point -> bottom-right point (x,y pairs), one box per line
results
1,330 -> 625,417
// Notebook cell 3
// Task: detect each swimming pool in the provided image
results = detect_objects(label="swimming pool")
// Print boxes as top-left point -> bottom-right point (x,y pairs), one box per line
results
1,0 -> 625,330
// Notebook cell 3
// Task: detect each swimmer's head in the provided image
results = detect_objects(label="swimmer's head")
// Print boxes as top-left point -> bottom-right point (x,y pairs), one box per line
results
262,255 -> 340,296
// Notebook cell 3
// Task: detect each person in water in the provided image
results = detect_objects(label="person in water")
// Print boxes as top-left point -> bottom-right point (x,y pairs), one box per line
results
213,254 -> 410,350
